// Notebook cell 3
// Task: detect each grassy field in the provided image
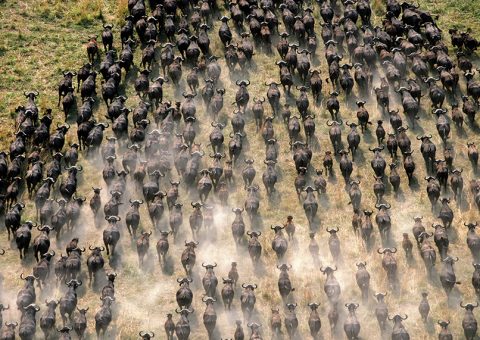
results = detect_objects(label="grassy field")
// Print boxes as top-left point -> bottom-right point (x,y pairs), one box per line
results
1,0 -> 480,339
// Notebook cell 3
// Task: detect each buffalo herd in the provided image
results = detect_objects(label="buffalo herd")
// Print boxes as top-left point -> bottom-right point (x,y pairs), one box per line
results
1,0 -> 480,338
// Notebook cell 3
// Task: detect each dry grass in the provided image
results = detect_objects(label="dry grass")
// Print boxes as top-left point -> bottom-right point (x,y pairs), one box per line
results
0,0 -> 480,339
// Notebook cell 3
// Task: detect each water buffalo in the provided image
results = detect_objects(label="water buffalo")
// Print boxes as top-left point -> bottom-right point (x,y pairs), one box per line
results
320,266 -> 341,304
